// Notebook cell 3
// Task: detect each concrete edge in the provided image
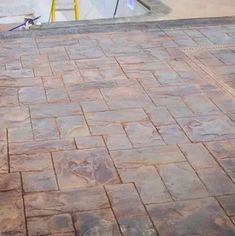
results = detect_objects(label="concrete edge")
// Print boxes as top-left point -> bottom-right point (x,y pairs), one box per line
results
0,16 -> 235,39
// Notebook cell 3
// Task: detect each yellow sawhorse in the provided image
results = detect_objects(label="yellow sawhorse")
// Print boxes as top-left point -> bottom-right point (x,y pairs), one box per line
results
49,0 -> 80,22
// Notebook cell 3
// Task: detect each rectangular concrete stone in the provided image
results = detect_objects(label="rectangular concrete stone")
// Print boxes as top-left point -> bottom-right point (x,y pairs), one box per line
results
10,153 -> 53,172
158,162 -> 208,200
101,87 -> 152,109
85,109 -> 148,126
19,87 -> 47,105
9,139 -> 76,155
205,141 -> 235,159
0,191 -> 26,236
27,213 -> 74,236
30,103 -> 82,119
177,115 -> 235,142
25,186 -> 109,217
90,124 -> 125,135
8,125 -> 34,143
111,145 -> 186,168
22,170 -> 58,193
0,141 -> 8,173
75,136 -> 105,149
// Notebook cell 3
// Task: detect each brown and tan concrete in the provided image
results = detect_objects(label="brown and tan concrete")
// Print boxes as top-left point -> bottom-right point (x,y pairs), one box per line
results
0,19 -> 235,235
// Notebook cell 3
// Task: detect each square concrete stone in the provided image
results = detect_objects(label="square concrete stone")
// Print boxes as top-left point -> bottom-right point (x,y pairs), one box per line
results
27,213 -> 74,236
25,186 -> 109,217
74,209 -> 121,236
145,106 -> 175,126
57,115 -> 90,138
32,118 -> 59,140
205,141 -> 235,159
157,124 -> 190,144
52,148 -> 119,189
8,125 -> 34,142
0,172 -> 21,191
177,115 -> 235,141
124,121 -> 164,147
104,134 -> 132,150
158,162 -> 208,200
118,216 -> 157,236
106,183 -> 146,219
219,158 -> 235,182
217,194 -> 235,216
111,145 -> 185,168
119,166 -> 171,204
0,191 -> 26,235
197,168 -> 235,195
179,143 -> 218,169
147,198 -> 235,236
22,170 -> 58,192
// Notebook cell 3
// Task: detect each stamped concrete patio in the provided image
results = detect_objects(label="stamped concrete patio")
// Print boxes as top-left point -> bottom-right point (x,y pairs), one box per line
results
0,18 -> 235,235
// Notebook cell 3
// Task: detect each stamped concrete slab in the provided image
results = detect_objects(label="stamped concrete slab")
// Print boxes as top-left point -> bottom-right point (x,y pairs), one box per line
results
157,162 -> 208,200
147,198 -> 235,236
27,213 -> 74,236
177,115 -> 235,142
0,191 -> 26,236
74,209 -> 121,236
53,148 -> 119,189
24,186 -> 109,217
111,145 -> 186,168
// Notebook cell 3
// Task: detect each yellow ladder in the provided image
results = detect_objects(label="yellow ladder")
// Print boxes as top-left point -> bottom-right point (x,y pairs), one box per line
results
49,0 -> 80,22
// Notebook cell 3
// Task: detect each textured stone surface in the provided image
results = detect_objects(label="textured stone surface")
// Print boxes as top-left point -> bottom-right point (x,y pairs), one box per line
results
119,166 -> 171,204
1,20 -> 235,235
111,145 -> 185,168
0,191 -> 26,235
27,214 -> 74,236
177,115 -> 235,141
147,198 -> 235,236
25,186 -> 109,217
57,116 -> 90,138
158,162 -> 208,200
52,148 -> 119,189
179,143 -> 218,169
22,170 -> 58,192
217,194 -> 235,216
10,153 -> 53,172
74,209 -> 121,236
124,121 -> 164,147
